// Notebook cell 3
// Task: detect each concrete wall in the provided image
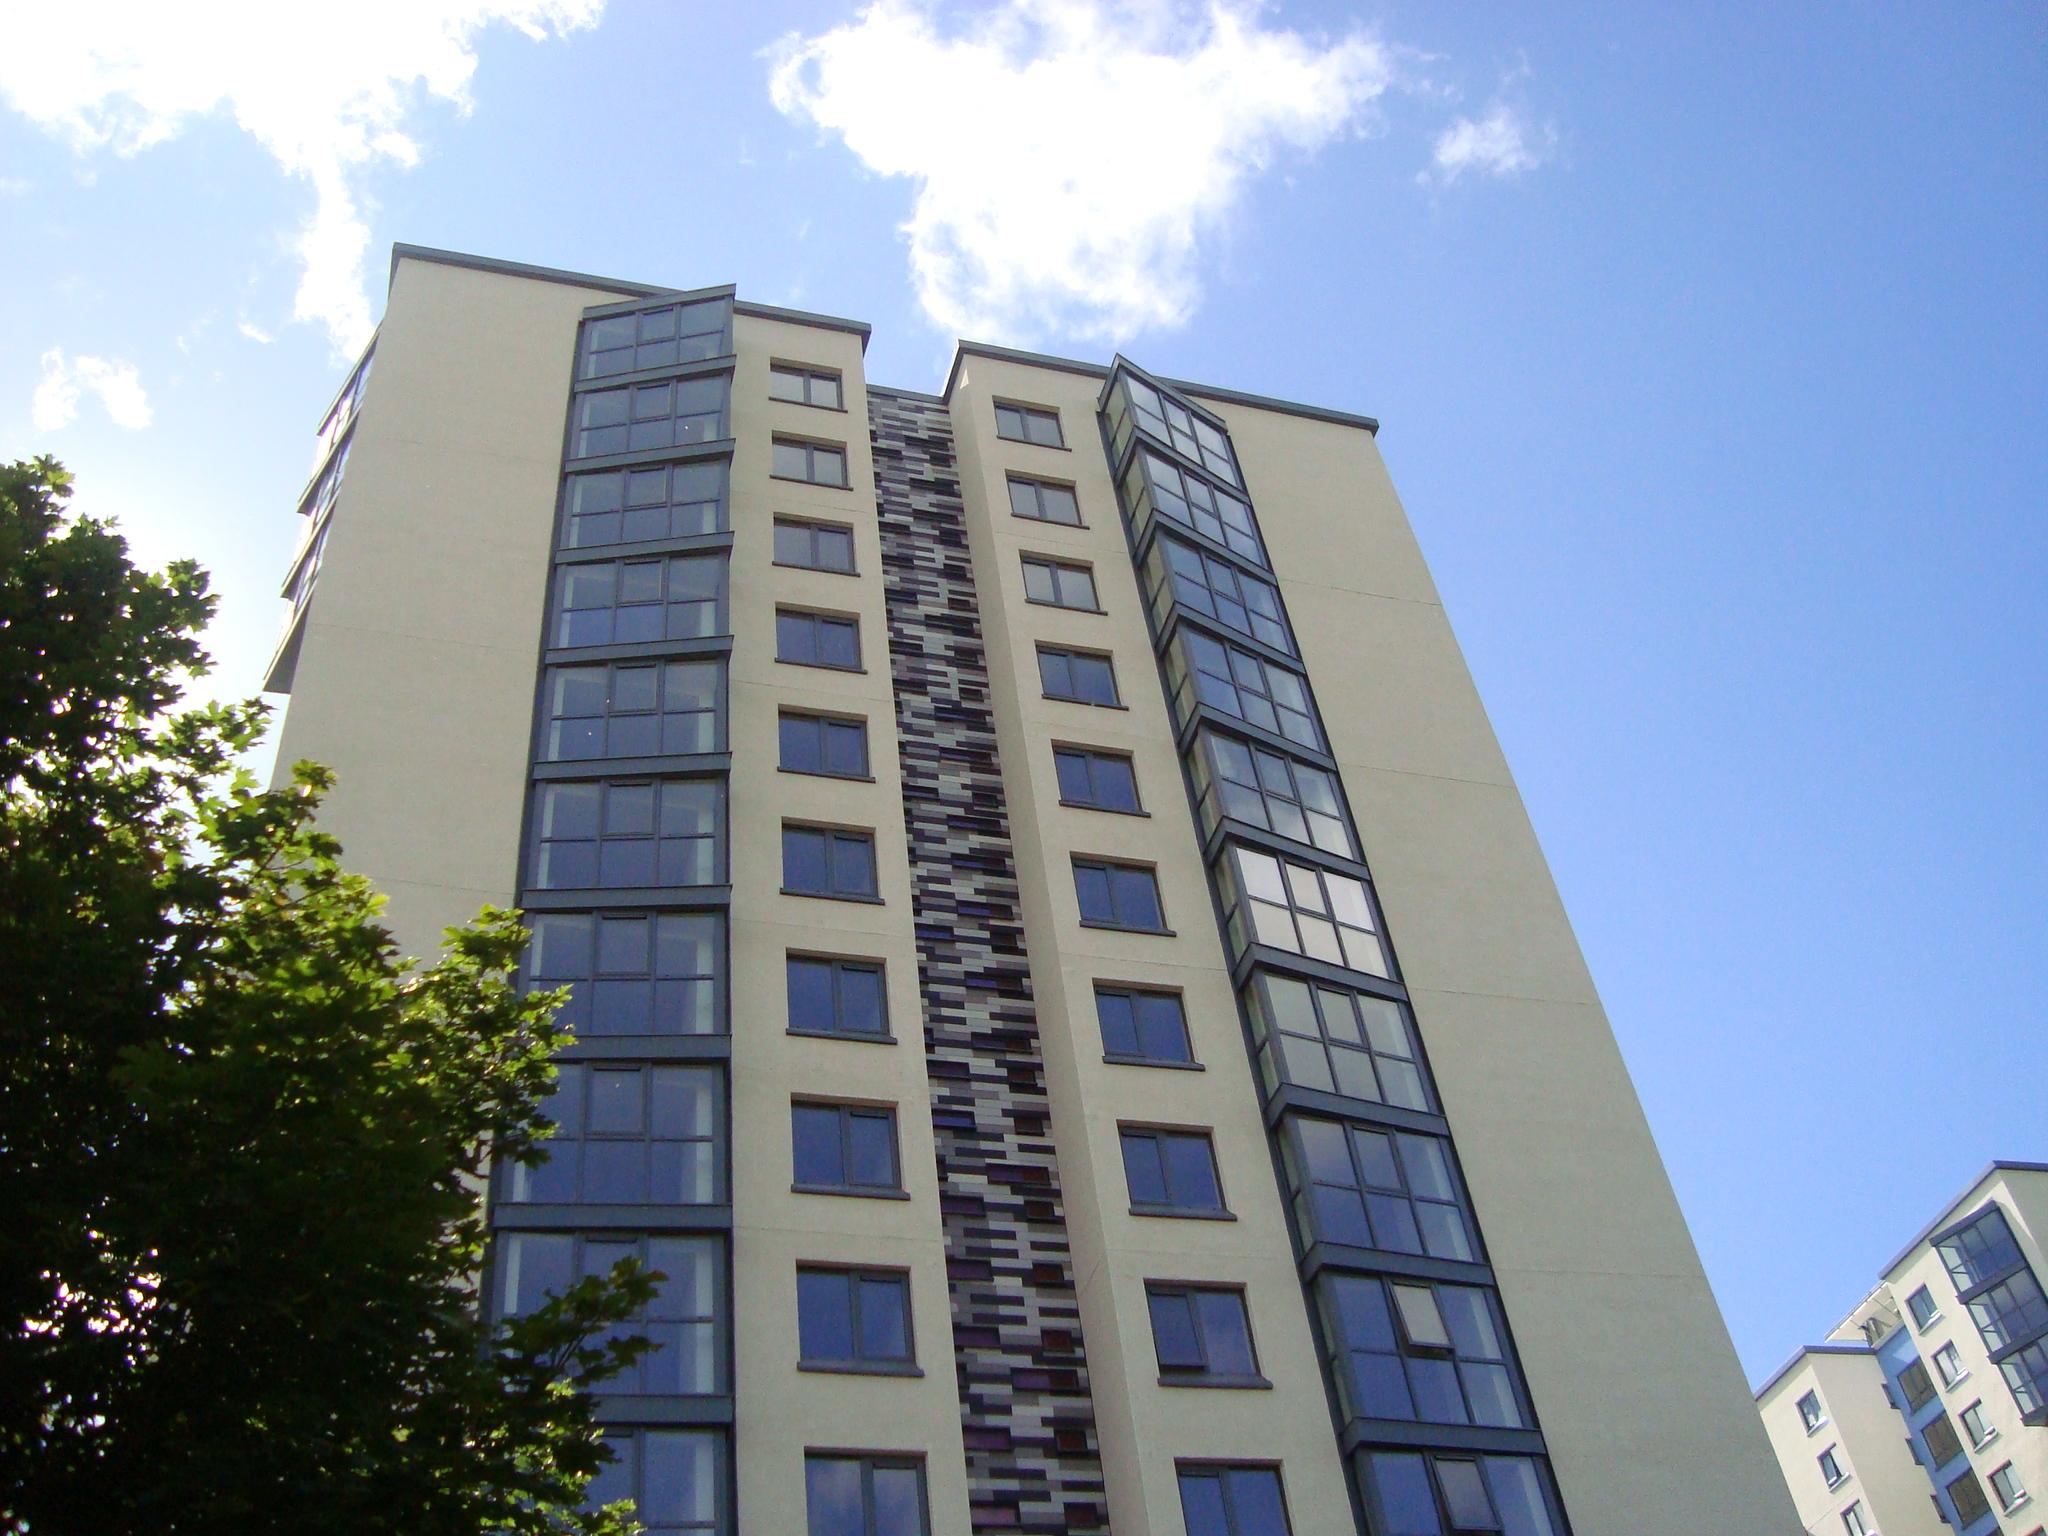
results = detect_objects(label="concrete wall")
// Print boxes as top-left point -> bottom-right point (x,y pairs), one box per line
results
1759,1351 -> 1941,1535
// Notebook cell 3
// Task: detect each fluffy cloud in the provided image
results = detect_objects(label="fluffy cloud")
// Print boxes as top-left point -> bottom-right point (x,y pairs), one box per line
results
32,348 -> 154,431
0,1 -> 603,358
769,0 -> 1397,343
1427,102 -> 1551,185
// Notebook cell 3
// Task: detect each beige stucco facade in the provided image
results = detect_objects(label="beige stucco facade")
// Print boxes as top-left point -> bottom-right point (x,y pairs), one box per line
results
264,245 -> 1806,1535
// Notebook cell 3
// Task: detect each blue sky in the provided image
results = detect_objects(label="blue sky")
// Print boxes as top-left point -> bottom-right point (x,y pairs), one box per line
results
2,2 -> 2042,1385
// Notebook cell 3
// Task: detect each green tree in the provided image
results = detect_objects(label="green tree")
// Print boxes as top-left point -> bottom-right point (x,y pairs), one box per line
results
0,457 -> 648,1533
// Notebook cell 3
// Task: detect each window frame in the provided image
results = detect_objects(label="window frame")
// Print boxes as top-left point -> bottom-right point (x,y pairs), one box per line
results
524,909 -> 726,1039
588,1427 -> 727,1535
1947,1464 -> 1995,1525
1921,1410 -> 1964,1469
779,710 -> 871,780
1319,1272 -> 1530,1432
1072,856 -> 1168,933
541,657 -> 725,761
1217,844 -> 1391,979
772,434 -> 851,488
1243,971 -> 1433,1113
571,373 -> 730,459
1989,1460 -> 2027,1511
561,459 -> 728,548
1146,1283 -> 1267,1388
1175,1462 -> 1293,1536
1797,1388 -> 1828,1433
1817,1445 -> 1845,1488
803,1453 -> 931,1536
529,776 -> 725,892
1191,728 -> 1355,858
552,550 -> 729,648
786,954 -> 891,1041
796,1264 -> 918,1374
1281,1115 -> 1479,1264
1961,1398 -> 1996,1448
782,822 -> 881,902
993,399 -> 1065,448
791,1099 -> 904,1198
1021,552 -> 1102,612
496,1230 -> 726,1396
776,606 -> 863,672
770,362 -> 846,411
1934,1340 -> 1968,1388
1094,984 -> 1196,1067
1037,643 -> 1122,707
1908,1283 -> 1942,1331
503,1060 -> 725,1207
773,516 -> 858,574
1119,1124 -> 1228,1217
1007,472 -> 1083,526
1899,1356 -> 1938,1411
1166,628 -> 1320,749
1054,745 -> 1143,814
580,299 -> 730,379
1144,533 -> 1291,654
1840,1500 -> 1871,1536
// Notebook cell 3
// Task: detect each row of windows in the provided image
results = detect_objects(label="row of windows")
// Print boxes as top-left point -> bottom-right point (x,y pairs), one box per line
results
555,553 -> 727,648
581,301 -> 728,379
1167,628 -> 1320,749
1217,844 -> 1392,979
1321,1272 -> 1527,1430
1104,371 -> 1241,486
1121,447 -> 1264,564
531,777 -> 722,891
574,376 -> 727,458
563,460 -> 727,549
1143,532 -> 1291,654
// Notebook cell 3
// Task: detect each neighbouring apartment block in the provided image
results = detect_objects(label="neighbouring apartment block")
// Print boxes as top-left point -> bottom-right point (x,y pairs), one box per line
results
1758,1163 -> 2047,1536
262,244 -> 1798,1536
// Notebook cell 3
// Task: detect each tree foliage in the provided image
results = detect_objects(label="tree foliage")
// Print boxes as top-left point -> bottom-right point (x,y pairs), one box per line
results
0,458 -> 647,1533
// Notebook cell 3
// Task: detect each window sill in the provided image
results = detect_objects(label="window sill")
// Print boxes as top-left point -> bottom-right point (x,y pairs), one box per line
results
770,473 -> 853,490
799,1360 -> 925,1378
1129,1205 -> 1235,1222
778,766 -> 877,784
1159,1373 -> 1271,1391
1999,1493 -> 2032,1516
1914,1313 -> 1945,1333
1102,1054 -> 1204,1072
788,1027 -> 895,1045
780,888 -> 886,905
1971,1429 -> 2000,1451
1079,919 -> 1175,937
773,560 -> 860,577
1044,696 -> 1130,710
1825,1474 -> 1850,1492
1026,598 -> 1109,616
1941,1370 -> 1972,1393
776,658 -> 867,674
790,1183 -> 912,1201
770,399 -> 849,415
1059,800 -> 1150,817
996,435 -> 1071,453
1013,513 -> 1089,530
1804,1417 -> 1830,1437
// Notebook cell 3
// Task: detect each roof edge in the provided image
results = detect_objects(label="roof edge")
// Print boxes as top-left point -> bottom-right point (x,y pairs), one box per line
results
1879,1160 -> 2048,1280
1753,1341 -> 1874,1401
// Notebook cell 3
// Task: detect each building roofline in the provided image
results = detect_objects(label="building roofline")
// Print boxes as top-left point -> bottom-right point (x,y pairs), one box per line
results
936,339 -> 1381,435
1878,1160 -> 2048,1280
1753,1342 -> 1874,1401
385,245 -> 873,350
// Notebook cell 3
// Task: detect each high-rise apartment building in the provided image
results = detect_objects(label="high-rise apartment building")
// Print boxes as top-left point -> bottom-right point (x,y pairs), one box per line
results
263,244 -> 1795,1536
1757,1162 -> 2047,1536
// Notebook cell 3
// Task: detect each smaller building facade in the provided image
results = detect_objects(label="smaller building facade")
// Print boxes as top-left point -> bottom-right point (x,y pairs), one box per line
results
1758,1162 -> 2048,1536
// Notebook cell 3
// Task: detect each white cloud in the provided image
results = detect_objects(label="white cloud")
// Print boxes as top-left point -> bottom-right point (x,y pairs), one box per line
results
0,1 -> 603,358
237,319 -> 276,344
1427,102 -> 1550,184
32,348 -> 153,431
768,0 -> 1398,343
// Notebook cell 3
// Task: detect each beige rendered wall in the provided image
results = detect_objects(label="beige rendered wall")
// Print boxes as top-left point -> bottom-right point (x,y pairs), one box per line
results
726,313 -> 972,1532
947,355 -> 1359,1536
1759,1352 -> 1940,1535
267,255 -> 619,960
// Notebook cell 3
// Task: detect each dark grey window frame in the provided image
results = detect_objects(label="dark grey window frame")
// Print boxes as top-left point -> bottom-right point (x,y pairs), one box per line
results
1244,971 -> 1432,1113
570,373 -> 729,459
1960,1398 -> 1994,1447
1797,1388 -> 1827,1432
772,434 -> 851,488
782,822 -> 880,902
791,1099 -> 905,1199
1319,1271 -> 1530,1432
1357,1450 -> 1564,1536
1145,533 -> 1291,654
1021,553 -> 1102,612
1037,644 -> 1121,707
1175,1462 -> 1293,1536
994,399 -> 1065,448
1073,856 -> 1168,933
523,909 -> 726,1039
580,299 -> 730,379
1168,627 -> 1320,750
1947,1464 -> 1994,1524
502,1059 -> 725,1207
588,1426 -> 728,1536
1147,1283 -> 1267,1388
779,710 -> 871,780
1899,1357 -> 1937,1412
770,362 -> 845,411
1055,745 -> 1142,814
495,1230 -> 726,1395
561,458 -> 729,549
1007,473 -> 1083,525
774,516 -> 858,574
1119,1125 -> 1228,1217
1818,1444 -> 1845,1487
1908,1283 -> 1942,1331
1218,843 -> 1390,980
796,1264 -> 919,1375
787,954 -> 890,1041
803,1453 -> 931,1536
1922,1411 -> 1964,1469
1281,1115 -> 1479,1264
553,551 -> 729,648
776,607 -> 863,672
541,656 -> 726,761
530,776 -> 725,891
1989,1460 -> 2027,1511
1094,984 -> 1195,1067
1934,1340 -> 1967,1387
1192,727 -> 1355,858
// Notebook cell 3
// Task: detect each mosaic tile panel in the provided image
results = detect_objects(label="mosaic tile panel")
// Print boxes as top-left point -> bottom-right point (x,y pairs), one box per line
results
868,386 -> 1110,1535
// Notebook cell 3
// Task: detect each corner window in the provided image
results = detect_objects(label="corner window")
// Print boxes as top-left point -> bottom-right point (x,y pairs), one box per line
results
506,1062 -> 722,1206
1358,1451 -> 1562,1536
1008,473 -> 1081,525
555,554 -> 728,646
1055,746 -> 1140,813
1217,845 -> 1390,978
1123,449 -> 1262,563
562,459 -> 727,547
782,823 -> 879,900
572,375 -> 727,457
1908,1283 -> 1941,1330
1021,554 -> 1100,611
1120,1126 -> 1225,1215
1038,644 -> 1120,706
792,1100 -> 901,1196
1095,985 -> 1193,1065
581,300 -> 728,378
805,1455 -> 929,1536
774,517 -> 856,573
1073,857 -> 1166,932
797,1266 -> 914,1371
497,1232 -> 723,1394
1192,729 -> 1354,857
1166,629 -> 1318,748
780,710 -> 870,778
1116,374 -> 1240,485
776,607 -> 862,670
1937,1206 -> 2027,1292
531,777 -> 723,889
2001,1337 -> 2047,1417
1922,1411 -> 1963,1469
994,400 -> 1063,447
1796,1389 -> 1826,1432
771,363 -> 844,410
1321,1273 -> 1527,1430
1144,534 -> 1290,654
1966,1267 -> 2048,1352
1244,973 -> 1431,1111
1177,1464 -> 1292,1536
787,955 -> 888,1039
543,658 -> 724,759
526,911 -> 722,1037
1817,1446 -> 1845,1488
1282,1117 -> 1476,1263
1934,1341 -> 1966,1387
1899,1357 -> 1937,1411
773,435 -> 850,487
1148,1285 -> 1262,1385
588,1429 -> 725,1535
